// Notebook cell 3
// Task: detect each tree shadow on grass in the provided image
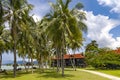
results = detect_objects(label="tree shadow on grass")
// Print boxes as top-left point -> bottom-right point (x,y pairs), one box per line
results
37,70 -> 74,79
0,71 -> 30,79
65,69 -> 76,71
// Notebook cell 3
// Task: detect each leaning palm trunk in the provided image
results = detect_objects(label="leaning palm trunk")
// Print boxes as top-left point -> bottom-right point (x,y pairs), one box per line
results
71,58 -> 76,71
69,54 -> 76,71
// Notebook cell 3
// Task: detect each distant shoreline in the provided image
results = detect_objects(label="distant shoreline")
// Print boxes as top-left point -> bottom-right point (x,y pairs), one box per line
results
1,65 -> 25,70
1,65 -> 38,70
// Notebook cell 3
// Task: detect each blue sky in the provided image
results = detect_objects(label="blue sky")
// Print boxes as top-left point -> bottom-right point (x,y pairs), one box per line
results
2,0 -> 120,62
27,0 -> 120,48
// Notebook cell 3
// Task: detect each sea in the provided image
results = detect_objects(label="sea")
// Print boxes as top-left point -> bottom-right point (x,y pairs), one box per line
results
1,60 -> 38,70
1,65 -> 25,70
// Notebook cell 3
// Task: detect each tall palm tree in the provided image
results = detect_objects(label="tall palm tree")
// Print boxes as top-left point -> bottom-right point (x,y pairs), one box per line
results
0,27 -> 4,69
66,2 -> 87,71
17,13 -> 36,73
3,0 -> 33,77
43,0 -> 87,76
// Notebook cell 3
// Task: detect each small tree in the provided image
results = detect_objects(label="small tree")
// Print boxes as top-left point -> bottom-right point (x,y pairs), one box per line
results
85,40 -> 99,66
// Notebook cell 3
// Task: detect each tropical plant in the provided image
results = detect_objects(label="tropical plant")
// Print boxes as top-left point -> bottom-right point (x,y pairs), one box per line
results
0,27 -> 4,69
2,0 -> 33,77
85,40 -> 98,53
33,21 -> 52,72
42,0 -> 87,76
17,13 -> 37,73
67,2 -> 87,71
85,40 -> 99,65
91,48 -> 120,69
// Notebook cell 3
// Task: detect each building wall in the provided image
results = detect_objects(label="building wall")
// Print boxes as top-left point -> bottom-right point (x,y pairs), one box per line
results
51,58 -> 86,68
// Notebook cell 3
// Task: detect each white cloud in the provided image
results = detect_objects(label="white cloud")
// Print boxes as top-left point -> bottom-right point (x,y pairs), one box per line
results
28,0 -> 50,21
32,15 -> 42,22
97,0 -> 120,13
84,11 -> 120,49
31,3 -> 50,15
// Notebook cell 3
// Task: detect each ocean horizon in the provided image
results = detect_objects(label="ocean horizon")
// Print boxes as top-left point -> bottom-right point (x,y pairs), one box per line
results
1,65 -> 25,70
2,60 -> 38,65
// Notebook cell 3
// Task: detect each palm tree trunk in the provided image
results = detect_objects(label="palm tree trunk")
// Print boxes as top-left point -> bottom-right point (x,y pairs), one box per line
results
56,48 -> 60,72
61,32 -> 65,77
52,60 -> 55,70
61,50 -> 64,77
48,53 -> 51,69
61,45 -> 65,76
56,57 -> 59,72
11,15 -> 17,77
0,53 -> 2,69
13,40 -> 17,77
69,54 -> 75,70
38,63 -> 40,69
28,58 -> 30,70
31,57 -> 33,74
23,57 -> 28,72
73,51 -> 76,71
37,54 -> 41,69
40,55 -> 44,72
37,59 -> 40,69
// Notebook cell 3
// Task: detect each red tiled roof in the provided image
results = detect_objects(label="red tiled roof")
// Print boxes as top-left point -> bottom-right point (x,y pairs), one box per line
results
64,54 -> 84,59
114,48 -> 120,54
53,53 -> 84,60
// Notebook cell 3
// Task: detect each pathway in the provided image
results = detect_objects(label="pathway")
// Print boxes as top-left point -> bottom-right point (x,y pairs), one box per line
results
79,69 -> 120,80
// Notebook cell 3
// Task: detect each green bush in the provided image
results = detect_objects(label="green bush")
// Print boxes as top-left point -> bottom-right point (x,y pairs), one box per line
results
85,50 -> 120,69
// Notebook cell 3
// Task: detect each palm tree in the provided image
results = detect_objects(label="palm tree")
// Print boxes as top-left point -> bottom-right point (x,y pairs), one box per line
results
0,27 -> 4,69
85,40 -> 99,65
85,40 -> 98,53
17,13 -> 36,73
66,2 -> 87,71
43,0 -> 87,76
3,0 -> 33,77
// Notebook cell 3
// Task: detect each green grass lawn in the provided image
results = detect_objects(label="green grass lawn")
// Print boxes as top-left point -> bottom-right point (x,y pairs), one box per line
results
0,69 -> 110,80
95,69 -> 120,77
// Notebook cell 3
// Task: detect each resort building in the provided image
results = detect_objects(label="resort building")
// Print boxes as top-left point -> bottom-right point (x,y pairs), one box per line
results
52,53 -> 86,67
114,48 -> 120,54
